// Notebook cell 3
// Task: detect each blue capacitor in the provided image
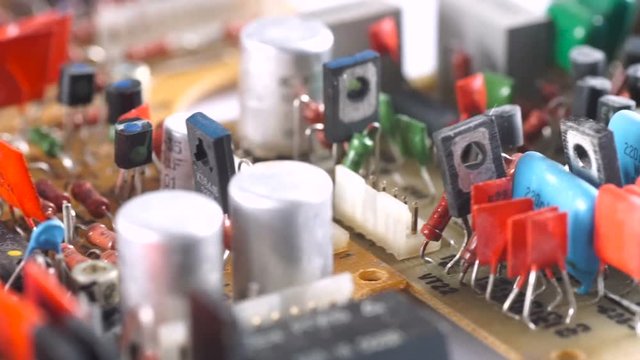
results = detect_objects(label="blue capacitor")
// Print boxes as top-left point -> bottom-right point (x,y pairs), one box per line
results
512,152 -> 598,294
608,110 -> 640,184
25,219 -> 65,257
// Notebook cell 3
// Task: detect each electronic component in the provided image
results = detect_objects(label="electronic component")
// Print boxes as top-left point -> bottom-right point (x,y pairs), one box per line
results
626,63 -> 640,103
229,161 -> 333,299
70,180 -> 111,219
86,223 -> 116,251
608,109 -> 640,184
57,63 -> 95,107
39,199 -> 56,218
596,95 -> 636,126
342,125 -> 376,173
161,112 -> 194,190
61,243 -> 88,270
512,152 -> 598,294
623,35 -> 640,67
239,16 -> 333,158
560,117 -> 622,187
455,73 -> 487,121
571,76 -> 611,119
114,117 -> 153,169
323,50 -> 380,143
105,79 -> 143,125
110,61 -> 152,101
487,104 -> 524,150
483,72 -> 514,107
0,141 -> 46,222
569,45 -> 606,81
35,179 -> 70,213
420,195 -> 451,245
433,114 -> 506,218
0,224 -> 27,287
71,260 -> 119,308
243,291 -> 448,360
28,127 -> 61,158
115,190 -> 224,357
25,219 -> 65,258
186,112 -> 235,212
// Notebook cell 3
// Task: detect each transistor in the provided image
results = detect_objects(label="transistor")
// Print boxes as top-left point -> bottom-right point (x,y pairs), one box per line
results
186,112 -> 235,212
569,45 -> 606,81
433,114 -> 506,218
323,50 -> 381,143
114,117 -> 153,200
486,104 -> 524,150
571,76 -> 611,119
596,95 -> 636,125
105,79 -> 143,125
560,117 -> 622,187
626,63 -> 640,103
58,62 -> 95,107
608,110 -> 640,184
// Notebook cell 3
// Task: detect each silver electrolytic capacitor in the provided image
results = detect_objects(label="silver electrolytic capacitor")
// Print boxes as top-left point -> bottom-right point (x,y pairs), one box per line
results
115,190 -> 223,357
229,160 -> 333,300
161,112 -> 194,190
239,16 -> 334,159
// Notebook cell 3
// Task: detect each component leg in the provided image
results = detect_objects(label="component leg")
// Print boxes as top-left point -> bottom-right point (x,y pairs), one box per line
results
470,259 -> 483,295
522,270 -> 538,330
501,276 -> 522,320
546,272 -> 563,311
485,272 -> 496,301
561,269 -> 577,324
444,216 -> 472,274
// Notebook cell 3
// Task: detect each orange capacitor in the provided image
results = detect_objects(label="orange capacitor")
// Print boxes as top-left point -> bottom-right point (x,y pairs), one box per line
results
35,179 -> 70,212
86,223 -> 116,250
23,260 -> 79,321
595,184 -> 640,280
61,243 -> 89,270
368,16 -> 400,63
100,250 -> 118,265
421,194 -> 451,243
471,178 -> 513,219
474,198 -> 533,274
0,285 -> 45,360
0,141 -> 46,221
455,73 -> 487,121
70,180 -> 110,219
507,207 -> 559,279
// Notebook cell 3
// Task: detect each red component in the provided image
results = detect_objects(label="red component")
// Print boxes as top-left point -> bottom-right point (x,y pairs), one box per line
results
504,153 -> 523,178
452,49 -> 472,81
84,106 -> 101,126
0,286 -> 45,360
118,103 -> 151,123
70,180 -> 110,219
527,209 -> 567,271
471,178 -> 513,215
100,250 -> 118,265
455,73 -> 487,121
523,109 -> 548,143
153,118 -> 165,159
126,40 -> 171,61
537,81 -> 561,103
507,207 -> 559,279
460,233 -> 478,274
86,223 -> 116,250
23,260 -> 79,321
35,179 -> 70,213
40,198 -> 56,218
0,141 -> 46,221
421,194 -> 451,243
368,16 -> 400,63
224,215 -> 232,250
595,184 -> 640,280
61,243 -> 89,270
474,198 -> 533,274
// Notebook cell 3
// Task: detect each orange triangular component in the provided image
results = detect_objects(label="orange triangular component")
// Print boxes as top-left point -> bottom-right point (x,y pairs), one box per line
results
369,16 -> 400,63
0,141 -> 46,221
0,285 -> 45,360
118,103 -> 151,122
24,261 -> 79,321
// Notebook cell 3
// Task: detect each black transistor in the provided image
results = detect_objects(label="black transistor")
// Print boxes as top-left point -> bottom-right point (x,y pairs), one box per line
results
561,117 -> 622,187
569,45 -> 606,82
623,36 -> 640,67
572,76 -> 611,119
486,104 -> 524,150
114,117 -> 153,200
186,112 -> 236,212
434,114 -> 506,218
106,79 -> 143,124
596,95 -> 636,126
626,64 -> 640,104
323,50 -> 381,143
58,63 -> 96,107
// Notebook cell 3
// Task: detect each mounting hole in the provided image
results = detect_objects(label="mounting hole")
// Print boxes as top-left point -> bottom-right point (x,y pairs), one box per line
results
346,76 -> 370,101
573,144 -> 592,170
550,349 -> 586,360
357,268 -> 388,283
460,141 -> 487,170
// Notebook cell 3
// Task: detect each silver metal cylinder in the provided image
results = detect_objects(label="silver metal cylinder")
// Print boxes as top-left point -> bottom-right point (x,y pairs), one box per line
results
115,190 -> 223,357
239,16 -> 334,158
161,112 -> 194,190
72,260 -> 119,308
229,160 -> 333,300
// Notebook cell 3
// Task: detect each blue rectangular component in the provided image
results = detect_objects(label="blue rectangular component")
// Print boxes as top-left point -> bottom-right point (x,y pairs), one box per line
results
512,152 -> 599,294
608,109 -> 640,184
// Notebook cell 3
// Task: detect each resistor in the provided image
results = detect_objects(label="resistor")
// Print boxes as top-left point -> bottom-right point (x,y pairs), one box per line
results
36,179 -> 71,212
100,250 -> 118,265
86,223 -> 116,250
523,109 -> 548,143
40,198 -> 57,218
62,243 -> 89,270
420,194 -> 451,244
70,180 -> 112,220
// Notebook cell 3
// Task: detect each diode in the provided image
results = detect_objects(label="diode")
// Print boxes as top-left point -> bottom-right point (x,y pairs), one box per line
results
114,117 -> 153,200
70,180 -> 112,220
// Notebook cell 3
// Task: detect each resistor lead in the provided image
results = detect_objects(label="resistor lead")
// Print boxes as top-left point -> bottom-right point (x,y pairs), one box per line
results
86,223 -> 116,250
36,179 -> 71,213
70,181 -> 112,220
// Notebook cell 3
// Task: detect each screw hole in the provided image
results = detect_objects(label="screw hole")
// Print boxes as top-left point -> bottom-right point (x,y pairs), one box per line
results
346,76 -> 370,102
357,268 -> 388,283
573,144 -> 592,170
550,349 -> 586,360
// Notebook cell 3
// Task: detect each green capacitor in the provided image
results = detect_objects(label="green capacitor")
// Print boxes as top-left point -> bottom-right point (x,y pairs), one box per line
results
379,92 -> 397,138
579,0 -> 637,57
342,132 -> 375,172
396,114 -> 430,166
28,127 -> 61,158
483,72 -> 514,108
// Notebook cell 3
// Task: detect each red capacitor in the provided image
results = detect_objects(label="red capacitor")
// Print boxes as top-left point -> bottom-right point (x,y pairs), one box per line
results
421,194 -> 451,243
100,250 -> 118,265
35,179 -> 70,212
86,223 -> 116,250
70,180 -> 110,219
595,184 -> 640,280
368,16 -> 400,63
474,198 -> 534,274
470,178 -> 513,225
455,73 -> 487,121
23,260 -> 79,321
527,210 -> 567,271
61,243 -> 89,270
0,285 -> 45,360
452,49 -> 472,81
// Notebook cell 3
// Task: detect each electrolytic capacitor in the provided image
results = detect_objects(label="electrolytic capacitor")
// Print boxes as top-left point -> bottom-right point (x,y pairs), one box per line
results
229,161 -> 333,300
161,112 -> 194,190
70,180 -> 111,219
569,45 -> 606,81
105,79 -> 143,125
239,16 -> 334,158
71,260 -> 119,308
86,223 -> 116,250
486,104 -> 524,150
572,76 -> 611,119
58,63 -> 95,107
626,64 -> 640,103
596,95 -> 636,126
115,190 -> 223,357
35,179 -> 70,213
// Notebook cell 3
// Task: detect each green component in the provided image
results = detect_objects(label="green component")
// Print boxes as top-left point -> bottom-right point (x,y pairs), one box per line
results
483,72 -> 514,108
396,114 -> 430,166
342,132 -> 375,172
579,0 -> 637,57
28,127 -> 61,158
378,92 -> 396,138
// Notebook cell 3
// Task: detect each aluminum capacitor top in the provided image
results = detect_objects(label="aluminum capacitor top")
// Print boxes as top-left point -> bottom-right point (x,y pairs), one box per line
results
229,160 -> 333,299
239,16 -> 334,158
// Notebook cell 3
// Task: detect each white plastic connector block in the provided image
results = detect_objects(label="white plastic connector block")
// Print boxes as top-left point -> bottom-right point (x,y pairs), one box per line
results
334,165 -> 440,260
332,222 -> 349,252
